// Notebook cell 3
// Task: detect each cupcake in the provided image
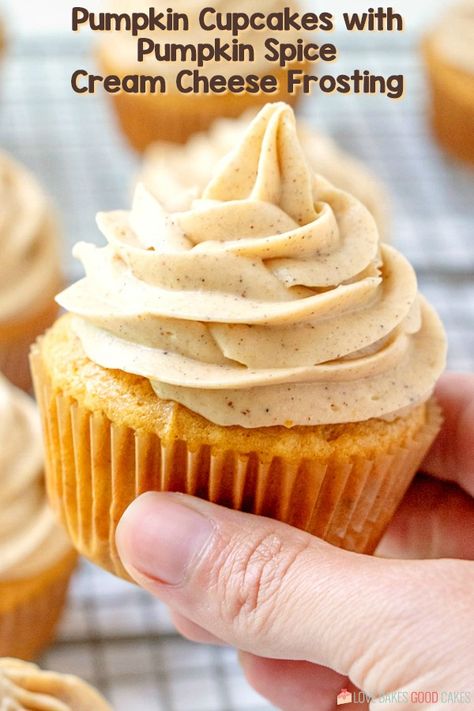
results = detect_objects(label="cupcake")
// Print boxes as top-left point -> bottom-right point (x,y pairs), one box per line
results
97,1 -> 309,150
0,658 -> 111,710
0,375 -> 76,660
31,103 -> 446,581
140,111 -> 390,239
423,1 -> 474,163
0,151 -> 61,391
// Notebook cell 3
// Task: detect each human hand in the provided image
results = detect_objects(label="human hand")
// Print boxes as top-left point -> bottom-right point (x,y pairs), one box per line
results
116,373 -> 474,710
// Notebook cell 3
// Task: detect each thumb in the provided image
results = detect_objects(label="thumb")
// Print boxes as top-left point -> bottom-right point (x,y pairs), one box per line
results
116,493 -> 473,694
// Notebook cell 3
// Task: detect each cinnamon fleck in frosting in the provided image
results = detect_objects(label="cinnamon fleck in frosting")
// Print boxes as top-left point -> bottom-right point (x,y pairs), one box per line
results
58,103 -> 446,428
140,110 -> 389,236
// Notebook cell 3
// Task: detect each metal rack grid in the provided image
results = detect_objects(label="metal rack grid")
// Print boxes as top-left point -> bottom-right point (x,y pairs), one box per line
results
0,34 -> 472,711
41,562 -> 267,711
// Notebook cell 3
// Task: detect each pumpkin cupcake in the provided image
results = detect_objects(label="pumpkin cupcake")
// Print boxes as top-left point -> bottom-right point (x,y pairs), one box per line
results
31,104 -> 446,581
140,110 -> 390,239
97,0 -> 309,150
0,658 -> 111,709
423,1 -> 474,163
0,151 -> 61,391
0,375 -> 76,660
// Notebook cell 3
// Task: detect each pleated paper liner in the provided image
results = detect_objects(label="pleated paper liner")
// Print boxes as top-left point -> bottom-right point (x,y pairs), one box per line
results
0,550 -> 77,660
31,346 -> 442,581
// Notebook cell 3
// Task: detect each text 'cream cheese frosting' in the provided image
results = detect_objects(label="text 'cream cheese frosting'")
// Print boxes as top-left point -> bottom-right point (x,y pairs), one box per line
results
432,0 -> 474,75
0,152 -> 59,323
58,103 -> 446,428
0,659 -> 112,711
0,376 -> 71,581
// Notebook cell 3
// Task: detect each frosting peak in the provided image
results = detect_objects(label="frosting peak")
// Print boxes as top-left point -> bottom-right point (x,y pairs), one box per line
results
140,110 -> 390,235
204,104 -> 315,225
58,103 -> 446,427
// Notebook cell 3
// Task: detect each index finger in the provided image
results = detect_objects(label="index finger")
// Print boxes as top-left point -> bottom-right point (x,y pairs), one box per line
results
421,372 -> 474,496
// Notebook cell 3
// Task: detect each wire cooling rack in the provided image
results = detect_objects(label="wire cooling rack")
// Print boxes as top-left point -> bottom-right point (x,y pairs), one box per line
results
0,33 -> 472,711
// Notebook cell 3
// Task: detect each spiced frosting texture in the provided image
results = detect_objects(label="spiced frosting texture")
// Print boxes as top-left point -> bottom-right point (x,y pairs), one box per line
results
0,659 -> 112,711
140,110 -> 389,235
58,103 -> 446,428
0,376 -> 71,581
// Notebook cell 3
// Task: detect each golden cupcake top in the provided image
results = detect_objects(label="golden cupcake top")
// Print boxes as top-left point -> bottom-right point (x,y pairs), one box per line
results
0,375 -> 71,581
58,102 -> 446,428
0,659 -> 112,711
140,110 -> 389,237
0,151 -> 59,323
430,0 -> 474,74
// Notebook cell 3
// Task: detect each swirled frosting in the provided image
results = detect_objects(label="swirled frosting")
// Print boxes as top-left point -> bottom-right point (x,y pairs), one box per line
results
0,659 -> 112,711
58,103 -> 446,428
0,152 -> 59,323
0,376 -> 71,581
432,1 -> 474,74
100,0 -> 305,77
140,111 -> 389,237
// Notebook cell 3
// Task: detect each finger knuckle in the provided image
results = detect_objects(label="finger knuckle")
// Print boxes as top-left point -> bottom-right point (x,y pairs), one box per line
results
210,531 -> 310,639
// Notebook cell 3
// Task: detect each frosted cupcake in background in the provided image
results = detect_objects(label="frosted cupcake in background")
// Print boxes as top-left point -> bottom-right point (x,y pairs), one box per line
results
31,103 -> 446,580
97,0 -> 309,150
0,658 -> 111,710
0,374 -> 76,660
140,110 -> 390,239
0,151 -> 62,391
423,0 -> 474,163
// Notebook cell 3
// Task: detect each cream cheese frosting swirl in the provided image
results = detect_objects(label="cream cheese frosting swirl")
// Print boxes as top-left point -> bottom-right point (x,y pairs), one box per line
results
100,0 -> 306,77
0,152 -> 59,323
0,376 -> 71,581
0,659 -> 112,711
432,0 -> 474,75
140,110 -> 389,237
58,103 -> 446,428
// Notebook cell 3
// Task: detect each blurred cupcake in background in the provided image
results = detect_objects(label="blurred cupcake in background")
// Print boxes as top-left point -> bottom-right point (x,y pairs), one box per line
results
423,0 -> 474,163
0,374 -> 76,660
0,19 -> 6,60
98,0 -> 309,150
140,111 -> 390,239
0,658 -> 111,709
0,151 -> 62,391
